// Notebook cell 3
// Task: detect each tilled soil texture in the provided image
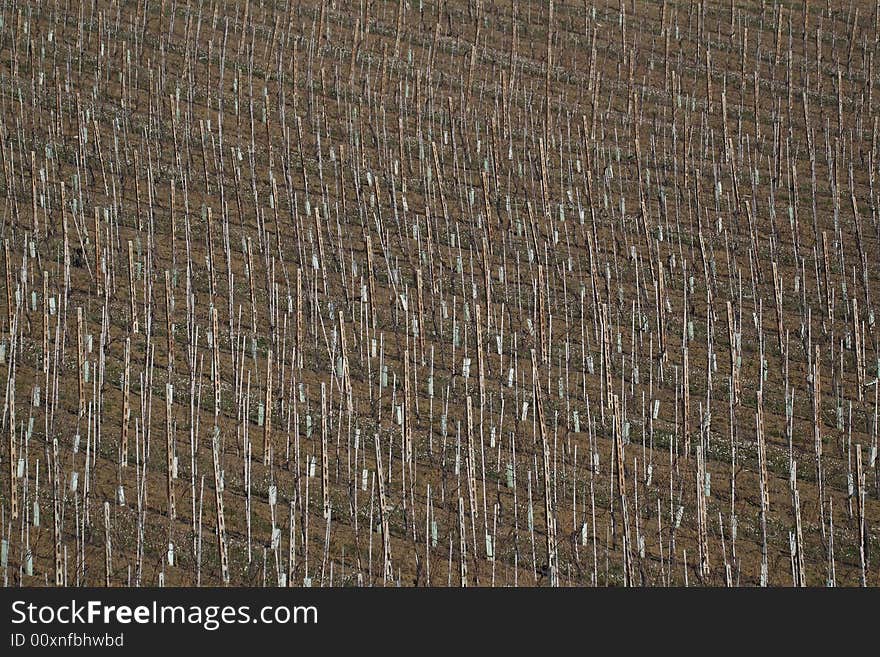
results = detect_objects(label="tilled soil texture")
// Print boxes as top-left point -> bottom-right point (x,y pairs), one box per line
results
1,0 -> 880,587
